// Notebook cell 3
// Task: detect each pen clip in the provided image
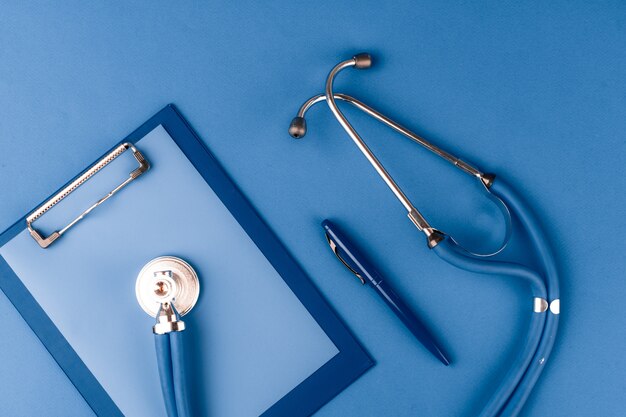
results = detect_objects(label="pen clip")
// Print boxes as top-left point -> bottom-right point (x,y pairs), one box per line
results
325,232 -> 366,285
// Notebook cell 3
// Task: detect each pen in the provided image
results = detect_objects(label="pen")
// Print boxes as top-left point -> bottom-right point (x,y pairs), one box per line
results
322,219 -> 451,366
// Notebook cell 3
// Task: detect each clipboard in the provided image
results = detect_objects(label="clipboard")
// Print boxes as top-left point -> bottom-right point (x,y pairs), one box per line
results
0,105 -> 373,417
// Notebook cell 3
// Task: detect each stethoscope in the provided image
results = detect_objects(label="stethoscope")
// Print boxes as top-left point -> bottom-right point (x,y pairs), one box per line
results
136,256 -> 200,417
288,53 -> 560,417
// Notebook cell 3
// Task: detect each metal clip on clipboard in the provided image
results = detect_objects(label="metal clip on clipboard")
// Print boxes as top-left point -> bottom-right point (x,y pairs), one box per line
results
25,143 -> 149,248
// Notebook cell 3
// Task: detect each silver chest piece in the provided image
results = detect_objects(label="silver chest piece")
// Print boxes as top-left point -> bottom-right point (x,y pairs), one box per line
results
136,256 -> 200,321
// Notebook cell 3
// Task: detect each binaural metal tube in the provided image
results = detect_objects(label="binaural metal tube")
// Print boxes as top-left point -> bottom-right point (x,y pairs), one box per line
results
289,89 -> 511,255
321,54 -> 444,246
292,93 -> 484,180
323,57 -> 414,210
288,53 -> 500,247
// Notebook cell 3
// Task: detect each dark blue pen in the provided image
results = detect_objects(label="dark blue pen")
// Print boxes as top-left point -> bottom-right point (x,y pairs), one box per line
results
322,219 -> 451,366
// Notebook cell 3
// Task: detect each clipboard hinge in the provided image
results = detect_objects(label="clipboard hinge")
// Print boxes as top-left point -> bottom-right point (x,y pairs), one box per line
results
26,143 -> 150,248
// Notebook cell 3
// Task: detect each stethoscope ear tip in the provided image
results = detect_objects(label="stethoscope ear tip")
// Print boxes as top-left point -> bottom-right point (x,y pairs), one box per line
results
289,116 -> 307,139
353,53 -> 372,69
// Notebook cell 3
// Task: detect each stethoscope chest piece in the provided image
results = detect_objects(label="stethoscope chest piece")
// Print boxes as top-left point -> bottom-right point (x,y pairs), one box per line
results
136,256 -> 198,417
135,256 -> 200,318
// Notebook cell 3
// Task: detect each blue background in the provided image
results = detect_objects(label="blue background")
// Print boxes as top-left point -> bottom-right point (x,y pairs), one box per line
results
0,1 -> 624,416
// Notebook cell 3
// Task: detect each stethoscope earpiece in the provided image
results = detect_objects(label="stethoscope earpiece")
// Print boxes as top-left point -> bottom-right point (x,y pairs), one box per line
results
352,53 -> 372,69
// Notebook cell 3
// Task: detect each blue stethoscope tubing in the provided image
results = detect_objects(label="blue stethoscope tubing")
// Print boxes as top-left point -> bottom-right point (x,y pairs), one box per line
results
490,179 -> 560,417
433,178 -> 559,417
155,331 -> 191,417
432,234 -> 548,417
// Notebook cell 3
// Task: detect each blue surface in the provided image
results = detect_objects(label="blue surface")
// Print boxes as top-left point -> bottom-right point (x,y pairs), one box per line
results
0,1 -> 625,416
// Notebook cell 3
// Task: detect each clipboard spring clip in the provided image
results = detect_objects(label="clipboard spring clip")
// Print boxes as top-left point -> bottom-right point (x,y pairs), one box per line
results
26,143 -> 149,248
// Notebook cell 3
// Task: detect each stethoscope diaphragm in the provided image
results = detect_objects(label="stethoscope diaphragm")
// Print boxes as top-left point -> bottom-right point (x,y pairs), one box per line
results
135,256 -> 200,318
